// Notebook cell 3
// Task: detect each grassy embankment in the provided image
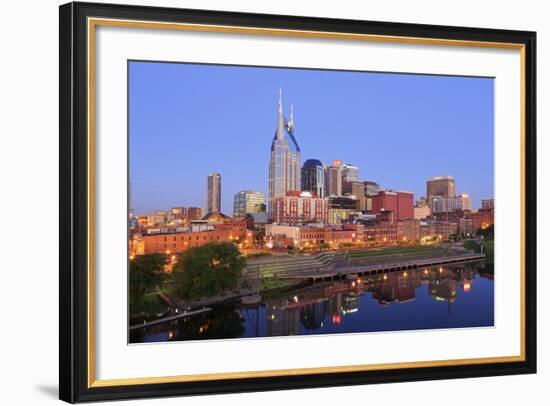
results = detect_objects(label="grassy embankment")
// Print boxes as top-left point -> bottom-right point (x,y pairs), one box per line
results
347,245 -> 450,265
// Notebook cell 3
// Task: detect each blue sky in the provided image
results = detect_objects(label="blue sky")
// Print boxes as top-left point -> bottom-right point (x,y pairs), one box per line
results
129,61 -> 494,215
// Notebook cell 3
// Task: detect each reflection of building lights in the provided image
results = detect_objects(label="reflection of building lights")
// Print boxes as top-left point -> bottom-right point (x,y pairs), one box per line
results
351,282 -> 356,287
439,267 -> 443,273
403,271 -> 408,277
332,314 -> 342,324
130,255 -> 135,260
168,331 -> 174,339
463,282 -> 471,292
271,314 -> 275,320
424,269 -> 429,275
293,296 -> 299,303
383,274 -> 388,280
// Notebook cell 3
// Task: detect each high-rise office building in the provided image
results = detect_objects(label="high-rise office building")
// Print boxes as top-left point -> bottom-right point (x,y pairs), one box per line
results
459,193 -> 472,211
301,159 -> 325,198
342,163 -> 359,182
326,160 -> 342,197
426,176 -> 456,201
233,191 -> 266,218
206,173 -> 221,213
268,89 -> 301,220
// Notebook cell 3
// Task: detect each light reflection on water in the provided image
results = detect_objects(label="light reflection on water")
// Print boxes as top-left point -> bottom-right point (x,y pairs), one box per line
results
129,261 -> 494,343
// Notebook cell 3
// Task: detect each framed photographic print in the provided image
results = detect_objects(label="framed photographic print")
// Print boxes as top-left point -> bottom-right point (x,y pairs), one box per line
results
59,1 -> 537,403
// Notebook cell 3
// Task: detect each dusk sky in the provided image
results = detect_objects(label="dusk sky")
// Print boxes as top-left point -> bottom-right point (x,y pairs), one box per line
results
129,61 -> 494,215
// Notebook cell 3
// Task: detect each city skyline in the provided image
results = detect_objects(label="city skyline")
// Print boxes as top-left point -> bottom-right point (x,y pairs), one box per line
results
129,61 -> 494,214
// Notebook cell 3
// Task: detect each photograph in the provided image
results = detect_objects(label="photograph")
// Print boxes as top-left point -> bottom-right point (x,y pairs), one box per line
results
128,61 -> 495,343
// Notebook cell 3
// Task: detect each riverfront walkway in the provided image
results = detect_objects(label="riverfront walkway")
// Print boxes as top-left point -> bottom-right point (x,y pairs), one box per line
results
277,253 -> 486,280
129,307 -> 212,330
242,246 -> 485,282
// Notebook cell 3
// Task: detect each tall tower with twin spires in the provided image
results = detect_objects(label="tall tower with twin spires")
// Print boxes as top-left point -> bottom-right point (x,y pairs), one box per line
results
268,88 -> 301,221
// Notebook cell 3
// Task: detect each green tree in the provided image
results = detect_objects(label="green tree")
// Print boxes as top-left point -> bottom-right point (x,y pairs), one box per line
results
482,239 -> 495,264
476,224 -> 494,240
463,240 -> 481,253
129,254 -> 167,314
171,242 -> 246,299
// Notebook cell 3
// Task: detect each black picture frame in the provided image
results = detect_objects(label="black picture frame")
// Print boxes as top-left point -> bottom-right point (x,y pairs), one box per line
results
59,1 -> 537,403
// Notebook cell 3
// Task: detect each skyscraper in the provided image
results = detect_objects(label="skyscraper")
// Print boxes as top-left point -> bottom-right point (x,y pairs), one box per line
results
326,160 -> 342,197
268,89 -> 301,220
342,163 -> 359,183
233,191 -> 266,218
301,159 -> 325,198
206,173 -> 221,213
426,176 -> 456,199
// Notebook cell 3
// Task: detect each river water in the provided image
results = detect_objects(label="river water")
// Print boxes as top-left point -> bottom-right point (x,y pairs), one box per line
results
129,261 -> 494,343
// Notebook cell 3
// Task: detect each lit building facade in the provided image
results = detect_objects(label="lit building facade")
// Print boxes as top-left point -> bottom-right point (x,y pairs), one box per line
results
131,220 -> 251,256
465,209 -> 494,232
265,224 -> 359,249
268,89 -> 301,220
326,160 -> 342,197
328,196 -> 357,224
271,191 -> 329,225
420,221 -> 458,241
430,193 -> 471,213
301,159 -> 326,198
206,173 -> 221,213
414,205 -> 431,220
233,190 -> 266,218
342,163 -> 359,182
427,176 -> 456,203
459,217 -> 474,236
147,211 -> 168,226
371,190 -> 414,220
187,207 -> 203,221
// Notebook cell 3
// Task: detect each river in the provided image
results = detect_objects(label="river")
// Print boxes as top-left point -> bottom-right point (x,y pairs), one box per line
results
129,260 -> 494,343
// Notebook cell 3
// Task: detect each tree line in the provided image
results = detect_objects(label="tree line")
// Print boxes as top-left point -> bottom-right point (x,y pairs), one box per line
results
129,242 -> 245,317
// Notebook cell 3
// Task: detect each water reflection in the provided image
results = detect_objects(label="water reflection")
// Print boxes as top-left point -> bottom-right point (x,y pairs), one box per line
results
130,261 -> 494,343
